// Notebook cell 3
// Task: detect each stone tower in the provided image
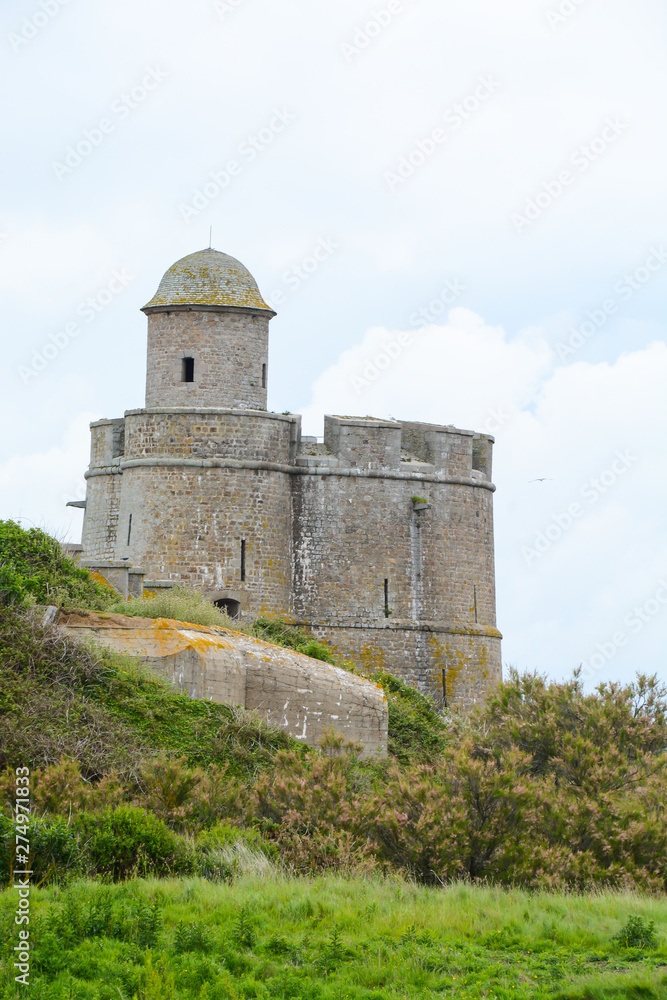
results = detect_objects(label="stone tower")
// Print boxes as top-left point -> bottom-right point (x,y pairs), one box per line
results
142,249 -> 274,410
79,247 -> 502,710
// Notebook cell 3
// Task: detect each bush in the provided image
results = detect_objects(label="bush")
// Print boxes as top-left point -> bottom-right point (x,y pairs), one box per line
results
109,586 -> 236,628
0,520 -> 113,610
76,806 -> 188,880
0,812 -> 84,884
0,610 -> 147,777
613,915 -> 657,950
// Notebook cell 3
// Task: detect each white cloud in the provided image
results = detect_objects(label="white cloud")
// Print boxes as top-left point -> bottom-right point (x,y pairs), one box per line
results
301,308 -> 553,435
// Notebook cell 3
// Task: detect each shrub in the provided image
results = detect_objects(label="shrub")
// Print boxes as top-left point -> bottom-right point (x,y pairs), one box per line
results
0,812 -> 84,884
76,806 -> 188,880
109,586 -> 237,628
0,611 -> 147,777
613,915 -> 657,950
0,520 -> 113,610
197,820 -> 275,856
174,920 -> 210,954
137,754 -> 205,828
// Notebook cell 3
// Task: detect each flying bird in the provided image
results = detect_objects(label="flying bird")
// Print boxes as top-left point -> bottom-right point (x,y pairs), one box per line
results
529,478 -> 553,483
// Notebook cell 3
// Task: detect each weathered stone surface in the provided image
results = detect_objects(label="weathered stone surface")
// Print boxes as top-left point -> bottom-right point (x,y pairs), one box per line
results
60,613 -> 388,757
79,248 -> 503,713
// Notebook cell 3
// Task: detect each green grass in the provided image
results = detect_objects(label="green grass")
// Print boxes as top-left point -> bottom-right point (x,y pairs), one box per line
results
108,587 -> 238,629
368,670 -> 450,764
2,875 -> 667,998
91,655 -> 304,777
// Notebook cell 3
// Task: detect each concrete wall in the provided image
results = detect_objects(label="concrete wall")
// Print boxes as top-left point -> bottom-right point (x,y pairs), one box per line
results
61,614 -> 388,756
145,309 -> 270,410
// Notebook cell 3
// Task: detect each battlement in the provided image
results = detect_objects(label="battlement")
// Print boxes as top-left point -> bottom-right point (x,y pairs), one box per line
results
323,416 -> 402,470
89,418 -> 125,468
314,415 -> 494,480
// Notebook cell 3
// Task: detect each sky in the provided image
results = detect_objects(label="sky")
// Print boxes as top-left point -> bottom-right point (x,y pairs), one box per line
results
1,0 -> 666,688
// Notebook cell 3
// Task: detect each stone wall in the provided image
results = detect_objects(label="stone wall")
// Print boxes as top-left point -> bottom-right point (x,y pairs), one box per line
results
144,309 -> 270,410
291,472 -> 500,706
117,463 -> 293,614
81,419 -> 126,561
80,405 -> 501,710
123,408 -> 300,464
305,623 -> 501,713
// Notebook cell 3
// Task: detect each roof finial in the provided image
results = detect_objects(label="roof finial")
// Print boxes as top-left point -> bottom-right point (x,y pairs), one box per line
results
208,226 -> 213,250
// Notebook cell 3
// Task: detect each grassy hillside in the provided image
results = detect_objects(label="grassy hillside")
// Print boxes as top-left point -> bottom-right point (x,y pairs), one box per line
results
3,604 -> 667,892
3,523 -> 667,999
2,875 -> 667,999
0,606 -> 304,779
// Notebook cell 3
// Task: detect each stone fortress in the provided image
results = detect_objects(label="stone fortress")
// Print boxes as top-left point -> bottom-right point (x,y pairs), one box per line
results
77,248 -> 502,711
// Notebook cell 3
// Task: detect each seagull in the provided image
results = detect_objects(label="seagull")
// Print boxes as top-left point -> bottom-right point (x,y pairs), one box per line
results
529,478 -> 553,483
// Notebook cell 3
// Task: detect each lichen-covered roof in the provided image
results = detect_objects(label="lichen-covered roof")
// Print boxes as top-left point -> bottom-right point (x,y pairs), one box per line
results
142,249 -> 274,313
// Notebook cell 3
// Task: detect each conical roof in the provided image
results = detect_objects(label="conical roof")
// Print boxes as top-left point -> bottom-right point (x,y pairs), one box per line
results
142,249 -> 274,313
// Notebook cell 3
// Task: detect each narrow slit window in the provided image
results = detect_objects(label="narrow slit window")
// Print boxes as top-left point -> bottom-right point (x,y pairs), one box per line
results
182,357 -> 195,382
127,514 -> 132,546
442,668 -> 448,708
240,539 -> 246,582
474,585 -> 478,623
261,363 -> 267,389
384,578 -> 390,618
